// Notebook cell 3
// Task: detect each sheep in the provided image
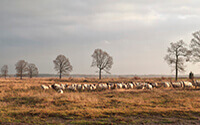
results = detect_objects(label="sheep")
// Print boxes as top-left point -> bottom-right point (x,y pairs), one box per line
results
81,84 -> 85,91
127,83 -> 134,89
194,80 -> 200,88
51,83 -> 61,90
136,83 -> 145,89
58,89 -> 63,94
145,84 -> 153,90
89,84 -> 97,91
132,82 -> 137,87
67,84 -> 77,91
65,84 -> 68,88
77,84 -> 82,91
136,85 -> 144,90
163,82 -> 171,88
41,85 -> 49,90
149,83 -> 158,88
60,84 -> 65,90
117,83 -> 123,89
107,83 -> 111,90
97,83 -> 107,90
48,85 -> 52,89
182,81 -> 193,88
171,82 -> 183,88
122,83 -> 128,89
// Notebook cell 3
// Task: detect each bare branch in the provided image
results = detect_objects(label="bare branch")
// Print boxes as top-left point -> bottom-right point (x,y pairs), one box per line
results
53,54 -> 73,79
91,49 -> 113,79
15,60 -> 28,79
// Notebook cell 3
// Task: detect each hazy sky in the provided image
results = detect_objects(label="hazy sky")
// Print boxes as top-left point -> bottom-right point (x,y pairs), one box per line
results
1,0 -> 200,75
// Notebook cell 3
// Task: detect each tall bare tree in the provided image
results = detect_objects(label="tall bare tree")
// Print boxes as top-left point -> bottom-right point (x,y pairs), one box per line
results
15,60 -> 28,80
164,40 -> 190,81
1,65 -> 8,79
53,55 -> 73,79
190,30 -> 200,62
27,63 -> 39,78
91,49 -> 113,79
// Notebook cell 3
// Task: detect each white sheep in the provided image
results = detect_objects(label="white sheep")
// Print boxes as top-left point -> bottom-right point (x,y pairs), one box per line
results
117,83 -> 123,89
172,82 -> 183,88
145,84 -> 153,90
58,89 -> 63,94
52,83 -> 61,90
183,81 -> 193,88
122,83 -> 128,89
163,82 -> 171,88
60,84 -> 65,90
41,85 -> 49,90
136,83 -> 145,89
128,83 -> 134,89
150,83 -> 158,88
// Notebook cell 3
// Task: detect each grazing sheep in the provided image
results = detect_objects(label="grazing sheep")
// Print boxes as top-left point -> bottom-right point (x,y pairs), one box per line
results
136,83 -> 145,89
132,82 -> 137,87
67,84 -> 77,91
183,81 -> 193,88
81,84 -> 85,91
89,84 -> 96,91
171,82 -> 183,88
128,83 -> 134,89
107,83 -> 111,90
117,83 -> 123,89
136,85 -> 144,90
97,83 -> 107,90
145,84 -> 153,90
58,89 -> 63,94
60,84 -> 65,90
41,85 -> 49,90
122,83 -> 128,89
77,84 -> 82,91
150,83 -> 158,88
194,80 -> 200,88
52,83 -> 61,90
48,85 -> 52,89
163,82 -> 171,88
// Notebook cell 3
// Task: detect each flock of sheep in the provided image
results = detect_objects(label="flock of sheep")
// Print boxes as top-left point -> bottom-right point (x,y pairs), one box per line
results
41,80 -> 200,94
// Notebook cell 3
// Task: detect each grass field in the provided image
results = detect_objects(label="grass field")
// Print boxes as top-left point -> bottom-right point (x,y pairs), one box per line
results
0,77 -> 200,124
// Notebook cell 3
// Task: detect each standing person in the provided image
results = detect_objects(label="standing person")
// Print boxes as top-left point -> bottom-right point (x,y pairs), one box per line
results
189,72 -> 194,80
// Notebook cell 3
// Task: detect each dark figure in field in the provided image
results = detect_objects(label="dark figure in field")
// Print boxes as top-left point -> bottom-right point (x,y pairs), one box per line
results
189,72 -> 194,80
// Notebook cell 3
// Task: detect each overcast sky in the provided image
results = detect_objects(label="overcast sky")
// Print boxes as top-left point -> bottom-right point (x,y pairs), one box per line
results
1,0 -> 200,75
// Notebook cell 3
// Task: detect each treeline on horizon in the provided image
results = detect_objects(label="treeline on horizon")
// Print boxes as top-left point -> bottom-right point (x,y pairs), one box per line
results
1,30 -> 200,81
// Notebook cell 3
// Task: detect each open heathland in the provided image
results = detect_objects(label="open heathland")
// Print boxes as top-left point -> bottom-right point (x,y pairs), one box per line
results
0,77 -> 200,124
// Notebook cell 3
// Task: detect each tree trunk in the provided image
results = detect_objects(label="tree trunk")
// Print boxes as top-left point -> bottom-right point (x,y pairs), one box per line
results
99,69 -> 101,80
175,55 -> 178,81
30,73 -> 32,78
20,73 -> 22,80
59,72 -> 62,79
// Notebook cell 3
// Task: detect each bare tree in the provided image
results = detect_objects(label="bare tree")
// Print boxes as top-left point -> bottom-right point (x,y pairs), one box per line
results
27,63 -> 39,78
91,49 -> 113,79
164,40 -> 190,81
190,30 -> 200,62
1,65 -> 8,79
15,60 -> 28,79
53,55 -> 73,79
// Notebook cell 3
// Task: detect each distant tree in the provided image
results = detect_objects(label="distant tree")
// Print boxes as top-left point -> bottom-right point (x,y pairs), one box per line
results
27,63 -> 39,78
164,40 -> 190,81
53,55 -> 73,79
15,60 -> 28,79
91,49 -> 113,79
1,65 -> 8,79
190,30 -> 200,62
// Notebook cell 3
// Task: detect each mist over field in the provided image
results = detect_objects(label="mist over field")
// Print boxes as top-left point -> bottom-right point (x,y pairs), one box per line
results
1,0 -> 200,76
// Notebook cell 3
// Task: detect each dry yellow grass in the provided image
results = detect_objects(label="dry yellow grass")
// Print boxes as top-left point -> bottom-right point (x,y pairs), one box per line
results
0,77 -> 200,124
